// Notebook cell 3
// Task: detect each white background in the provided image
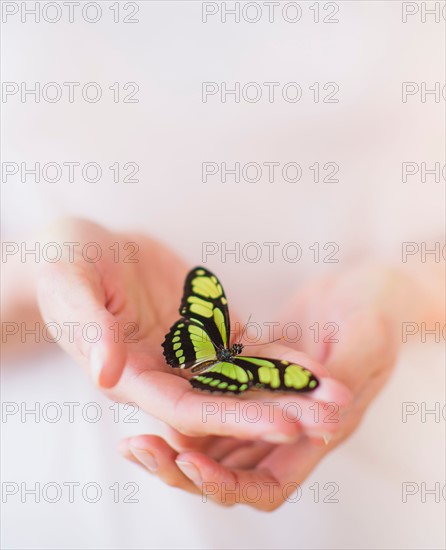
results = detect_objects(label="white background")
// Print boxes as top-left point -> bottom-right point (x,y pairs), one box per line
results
1,1 -> 445,548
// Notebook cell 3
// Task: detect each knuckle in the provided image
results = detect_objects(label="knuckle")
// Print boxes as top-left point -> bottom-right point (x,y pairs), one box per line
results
216,495 -> 237,507
175,423 -> 201,438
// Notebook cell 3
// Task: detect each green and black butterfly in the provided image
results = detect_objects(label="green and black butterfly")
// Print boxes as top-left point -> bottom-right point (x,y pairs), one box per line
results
162,267 -> 319,395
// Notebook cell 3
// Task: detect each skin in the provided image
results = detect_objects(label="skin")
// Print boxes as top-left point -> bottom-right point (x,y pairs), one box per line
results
119,262 -> 444,510
3,218 -> 444,511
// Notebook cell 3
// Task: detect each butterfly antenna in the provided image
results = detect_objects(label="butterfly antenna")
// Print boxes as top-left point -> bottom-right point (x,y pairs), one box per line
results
238,314 -> 253,344
243,336 -> 285,347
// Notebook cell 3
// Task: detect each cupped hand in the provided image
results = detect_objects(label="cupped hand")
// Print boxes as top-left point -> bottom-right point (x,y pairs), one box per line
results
37,218 -> 348,444
119,265 -> 408,510
118,340 -> 350,511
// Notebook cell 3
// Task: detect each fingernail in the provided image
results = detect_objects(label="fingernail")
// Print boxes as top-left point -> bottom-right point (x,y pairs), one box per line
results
306,431 -> 332,445
89,346 -> 104,386
262,432 -> 299,444
176,461 -> 202,485
130,448 -> 158,472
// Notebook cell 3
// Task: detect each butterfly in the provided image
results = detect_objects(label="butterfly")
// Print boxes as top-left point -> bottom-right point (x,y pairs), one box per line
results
162,267 -> 319,394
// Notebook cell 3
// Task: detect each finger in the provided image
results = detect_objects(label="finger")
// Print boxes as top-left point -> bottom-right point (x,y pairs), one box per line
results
164,429 -> 256,464
166,427 -> 270,463
117,440 -> 142,467
118,435 -> 201,494
220,441 -> 276,470
173,453 -> 277,509
259,435 -> 332,490
166,437 -> 275,471
195,437 -> 252,462
250,346 -> 351,438
339,367 -> 393,435
165,428 -> 216,454
176,437 -> 343,510
175,451 -> 282,510
324,312 -> 399,394
271,346 -> 352,407
120,362 -> 346,442
37,263 -> 126,387
277,277 -> 335,363
255,372 -> 395,494
121,367 -> 300,441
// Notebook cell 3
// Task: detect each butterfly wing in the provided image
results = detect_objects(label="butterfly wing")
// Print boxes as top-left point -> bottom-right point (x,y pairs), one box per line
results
190,361 -> 255,394
162,318 -> 218,369
162,267 -> 230,370
189,357 -> 319,394
233,357 -> 319,392
180,266 -> 230,349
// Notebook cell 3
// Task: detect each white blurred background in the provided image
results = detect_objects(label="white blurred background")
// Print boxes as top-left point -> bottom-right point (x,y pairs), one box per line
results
1,1 -> 445,548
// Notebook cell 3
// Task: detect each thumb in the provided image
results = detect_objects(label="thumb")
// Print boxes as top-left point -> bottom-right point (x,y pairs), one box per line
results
37,262 -> 127,388
246,343 -> 352,439
324,312 -> 399,395
253,342 -> 352,407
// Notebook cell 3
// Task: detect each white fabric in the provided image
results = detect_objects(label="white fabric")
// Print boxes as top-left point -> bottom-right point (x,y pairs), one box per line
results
2,1 -> 445,548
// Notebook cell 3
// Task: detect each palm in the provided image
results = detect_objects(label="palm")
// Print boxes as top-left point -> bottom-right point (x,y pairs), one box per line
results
37,219 -> 351,510
110,246 -> 287,490
39,220 -> 342,444
119,265 -> 402,510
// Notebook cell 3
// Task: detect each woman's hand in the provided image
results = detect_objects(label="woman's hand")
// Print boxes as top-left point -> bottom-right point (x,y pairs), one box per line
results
118,340 -> 351,512
120,263 -> 443,510
35,218 -> 348,443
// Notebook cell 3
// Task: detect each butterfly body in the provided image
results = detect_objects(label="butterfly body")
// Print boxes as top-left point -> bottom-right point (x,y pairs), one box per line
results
216,343 -> 244,363
162,267 -> 319,395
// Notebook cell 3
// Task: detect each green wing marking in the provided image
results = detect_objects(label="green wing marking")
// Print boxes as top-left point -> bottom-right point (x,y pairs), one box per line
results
179,267 -> 230,349
190,362 -> 254,394
233,357 -> 319,393
190,358 -> 318,394
162,267 -> 230,370
162,318 -> 217,369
